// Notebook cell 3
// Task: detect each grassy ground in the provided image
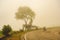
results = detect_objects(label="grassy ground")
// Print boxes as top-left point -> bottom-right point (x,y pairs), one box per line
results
0,31 -> 3,36
3,29 -> 37,40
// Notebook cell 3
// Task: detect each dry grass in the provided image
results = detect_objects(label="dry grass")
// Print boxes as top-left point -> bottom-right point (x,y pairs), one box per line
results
26,27 -> 60,40
0,27 -> 60,40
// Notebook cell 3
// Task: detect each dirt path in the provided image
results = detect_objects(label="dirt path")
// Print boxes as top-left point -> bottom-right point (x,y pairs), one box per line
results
22,29 -> 60,40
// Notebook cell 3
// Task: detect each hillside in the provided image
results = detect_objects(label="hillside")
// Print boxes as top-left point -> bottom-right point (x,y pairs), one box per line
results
23,27 -> 60,40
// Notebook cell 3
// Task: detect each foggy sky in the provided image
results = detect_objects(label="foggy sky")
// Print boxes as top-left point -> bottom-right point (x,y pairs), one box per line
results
0,0 -> 60,30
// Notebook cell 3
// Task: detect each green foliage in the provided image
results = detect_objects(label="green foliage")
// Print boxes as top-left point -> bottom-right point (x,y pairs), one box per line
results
0,31 -> 3,36
2,25 -> 12,36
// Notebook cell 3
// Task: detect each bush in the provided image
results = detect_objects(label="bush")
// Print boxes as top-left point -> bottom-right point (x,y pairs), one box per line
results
58,32 -> 60,35
2,25 -> 12,36
43,27 -> 46,31
20,29 -> 24,32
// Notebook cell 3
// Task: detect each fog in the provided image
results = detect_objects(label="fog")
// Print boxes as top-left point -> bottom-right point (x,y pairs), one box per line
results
0,0 -> 60,30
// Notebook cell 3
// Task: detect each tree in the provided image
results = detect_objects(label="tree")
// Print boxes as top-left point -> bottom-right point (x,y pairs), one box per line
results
2,25 -> 12,36
15,6 -> 35,30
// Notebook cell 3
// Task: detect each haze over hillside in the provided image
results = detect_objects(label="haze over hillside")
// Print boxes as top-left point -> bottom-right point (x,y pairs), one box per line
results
0,0 -> 60,30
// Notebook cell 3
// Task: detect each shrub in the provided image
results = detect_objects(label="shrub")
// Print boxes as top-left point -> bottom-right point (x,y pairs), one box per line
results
2,25 -> 12,36
43,27 -> 46,31
20,29 -> 24,32
58,32 -> 60,35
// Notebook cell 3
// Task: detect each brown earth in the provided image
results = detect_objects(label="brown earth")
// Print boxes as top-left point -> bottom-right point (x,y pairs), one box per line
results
24,27 -> 60,40
2,27 -> 60,40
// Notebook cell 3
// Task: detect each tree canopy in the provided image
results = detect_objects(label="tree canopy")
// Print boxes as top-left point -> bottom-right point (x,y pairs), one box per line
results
15,6 -> 35,20
2,25 -> 12,36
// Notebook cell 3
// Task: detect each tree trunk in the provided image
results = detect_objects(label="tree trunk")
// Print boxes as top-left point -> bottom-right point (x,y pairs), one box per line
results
23,19 -> 28,31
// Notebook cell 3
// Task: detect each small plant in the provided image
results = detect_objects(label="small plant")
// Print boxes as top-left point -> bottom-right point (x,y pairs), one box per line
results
20,29 -> 24,32
2,25 -> 12,36
43,26 -> 46,31
58,32 -> 60,35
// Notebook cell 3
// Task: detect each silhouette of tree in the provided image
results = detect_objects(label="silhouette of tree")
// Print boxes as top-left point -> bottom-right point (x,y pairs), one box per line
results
15,6 -> 35,31
2,25 -> 12,36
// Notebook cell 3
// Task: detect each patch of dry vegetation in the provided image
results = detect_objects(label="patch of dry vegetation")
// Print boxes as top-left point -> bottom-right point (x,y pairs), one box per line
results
26,27 -> 60,40
0,27 -> 60,40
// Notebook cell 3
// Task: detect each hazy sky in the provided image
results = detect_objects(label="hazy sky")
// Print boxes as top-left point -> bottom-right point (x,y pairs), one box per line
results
0,0 -> 60,30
